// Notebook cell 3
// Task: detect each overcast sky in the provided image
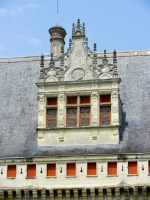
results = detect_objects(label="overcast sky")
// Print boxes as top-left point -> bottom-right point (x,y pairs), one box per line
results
0,0 -> 150,57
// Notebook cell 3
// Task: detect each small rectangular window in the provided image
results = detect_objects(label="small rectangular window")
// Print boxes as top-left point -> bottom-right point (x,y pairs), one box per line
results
27,165 -> 36,178
87,163 -> 96,175
67,163 -> 76,176
148,161 -> 150,174
7,165 -> 16,178
108,162 -> 117,175
100,106 -> 111,126
80,96 -> 90,104
47,164 -> 56,177
67,108 -> 77,127
80,107 -> 90,127
47,97 -> 57,106
47,109 -> 57,128
100,95 -> 111,103
128,162 -> 137,175
67,97 -> 77,105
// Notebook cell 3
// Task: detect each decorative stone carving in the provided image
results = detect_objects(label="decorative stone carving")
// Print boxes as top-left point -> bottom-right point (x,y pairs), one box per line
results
113,107 -> 118,113
38,110 -> 44,116
72,68 -> 85,80
45,76 -> 58,82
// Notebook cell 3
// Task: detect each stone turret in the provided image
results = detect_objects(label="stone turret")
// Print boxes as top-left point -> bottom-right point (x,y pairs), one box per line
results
49,25 -> 66,57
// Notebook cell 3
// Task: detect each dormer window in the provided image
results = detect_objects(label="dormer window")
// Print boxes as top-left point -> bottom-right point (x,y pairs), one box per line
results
46,97 -> 58,128
66,96 -> 91,127
100,95 -> 111,126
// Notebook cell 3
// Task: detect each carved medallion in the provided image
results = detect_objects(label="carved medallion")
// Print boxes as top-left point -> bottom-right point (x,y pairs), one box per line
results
72,68 -> 85,80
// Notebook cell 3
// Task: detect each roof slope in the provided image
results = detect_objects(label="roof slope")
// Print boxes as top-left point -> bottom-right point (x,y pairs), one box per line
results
0,51 -> 150,157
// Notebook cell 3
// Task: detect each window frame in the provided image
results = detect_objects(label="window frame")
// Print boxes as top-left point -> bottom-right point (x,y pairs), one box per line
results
47,163 -> 56,177
99,94 -> 111,126
128,161 -> 138,175
7,165 -> 16,178
66,163 -> 76,177
27,164 -> 36,178
46,97 -> 58,128
66,96 -> 91,128
107,162 -> 117,176
87,162 -> 97,176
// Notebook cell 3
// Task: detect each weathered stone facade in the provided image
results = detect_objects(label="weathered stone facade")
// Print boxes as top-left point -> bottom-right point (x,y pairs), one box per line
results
0,19 -> 150,199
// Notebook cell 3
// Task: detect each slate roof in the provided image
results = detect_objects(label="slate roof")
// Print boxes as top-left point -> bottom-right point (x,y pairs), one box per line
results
0,51 -> 150,158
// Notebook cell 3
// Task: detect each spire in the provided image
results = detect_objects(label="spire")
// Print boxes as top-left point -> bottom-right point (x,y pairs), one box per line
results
69,38 -> 72,50
72,23 -> 75,36
39,54 -> 44,79
82,22 -> 85,35
85,37 -> 88,49
113,49 -> 117,64
72,19 -> 85,38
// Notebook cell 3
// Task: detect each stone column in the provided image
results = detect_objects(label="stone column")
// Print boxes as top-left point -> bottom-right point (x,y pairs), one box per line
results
90,188 -> 95,200
115,188 -> 120,200
65,190 -> 70,200
16,190 -> 21,200
142,187 -> 147,200
41,190 -> 46,200
73,189 -> 78,200
8,190 -> 13,200
49,190 -> 54,200
107,188 -> 112,200
32,190 -> 38,200
82,189 -> 87,200
98,188 -> 103,200
0,191 -> 4,200
124,187 -> 129,200
24,190 -> 30,200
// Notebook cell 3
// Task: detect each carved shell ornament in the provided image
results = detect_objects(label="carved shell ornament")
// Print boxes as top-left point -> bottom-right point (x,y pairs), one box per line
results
72,68 -> 85,80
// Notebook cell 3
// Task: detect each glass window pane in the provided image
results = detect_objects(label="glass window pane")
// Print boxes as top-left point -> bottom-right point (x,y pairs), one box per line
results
67,108 -> 77,117
81,118 -> 90,127
48,120 -> 56,128
101,107 -> 110,116
102,118 -> 110,125
48,109 -> 57,118
81,107 -> 90,117
67,119 -> 77,127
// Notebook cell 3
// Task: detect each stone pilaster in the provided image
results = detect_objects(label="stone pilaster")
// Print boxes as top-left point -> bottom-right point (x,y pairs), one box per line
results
142,187 -> 147,200
115,188 -> 120,200
98,188 -> 103,200
8,190 -> 13,200
82,189 -> 87,200
32,190 -> 38,200
16,190 -> 21,200
65,190 -> 70,200
124,187 -> 129,200
49,190 -> 54,200
90,188 -> 95,200
41,190 -> 46,200
107,188 -> 112,200
73,189 -> 78,200
91,92 -> 98,127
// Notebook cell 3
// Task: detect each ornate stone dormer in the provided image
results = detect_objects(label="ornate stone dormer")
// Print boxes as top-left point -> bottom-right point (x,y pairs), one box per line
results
37,19 -> 121,146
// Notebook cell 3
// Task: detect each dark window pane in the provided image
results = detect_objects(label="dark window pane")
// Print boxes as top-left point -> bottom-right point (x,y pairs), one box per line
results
81,118 -> 90,127
101,107 -> 110,116
48,109 -> 57,118
67,97 -> 77,105
100,95 -> 111,103
47,98 -> 57,106
68,108 -> 77,117
80,96 -> 90,104
67,119 -> 77,127
81,107 -> 90,116
48,120 -> 56,128
102,118 -> 110,125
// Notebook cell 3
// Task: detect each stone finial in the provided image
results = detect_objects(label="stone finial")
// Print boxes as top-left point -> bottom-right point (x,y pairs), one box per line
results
113,49 -> 117,64
93,43 -> 97,65
102,49 -> 108,64
113,50 -> 118,77
39,54 -> 44,79
83,22 -> 85,35
49,53 -> 55,68
72,23 -> 75,36
85,37 -> 88,49
94,43 -> 97,52
69,38 -> 72,49
77,18 -> 80,30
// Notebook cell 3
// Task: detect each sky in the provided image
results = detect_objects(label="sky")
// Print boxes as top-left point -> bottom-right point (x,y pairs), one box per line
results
0,0 -> 150,57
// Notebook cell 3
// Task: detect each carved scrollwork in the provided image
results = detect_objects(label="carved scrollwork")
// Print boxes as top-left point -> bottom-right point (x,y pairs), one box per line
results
72,68 -> 85,80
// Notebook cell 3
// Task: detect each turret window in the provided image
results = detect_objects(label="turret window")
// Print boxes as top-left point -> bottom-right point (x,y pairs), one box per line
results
46,97 -> 57,128
66,96 -> 90,127
100,95 -> 111,126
